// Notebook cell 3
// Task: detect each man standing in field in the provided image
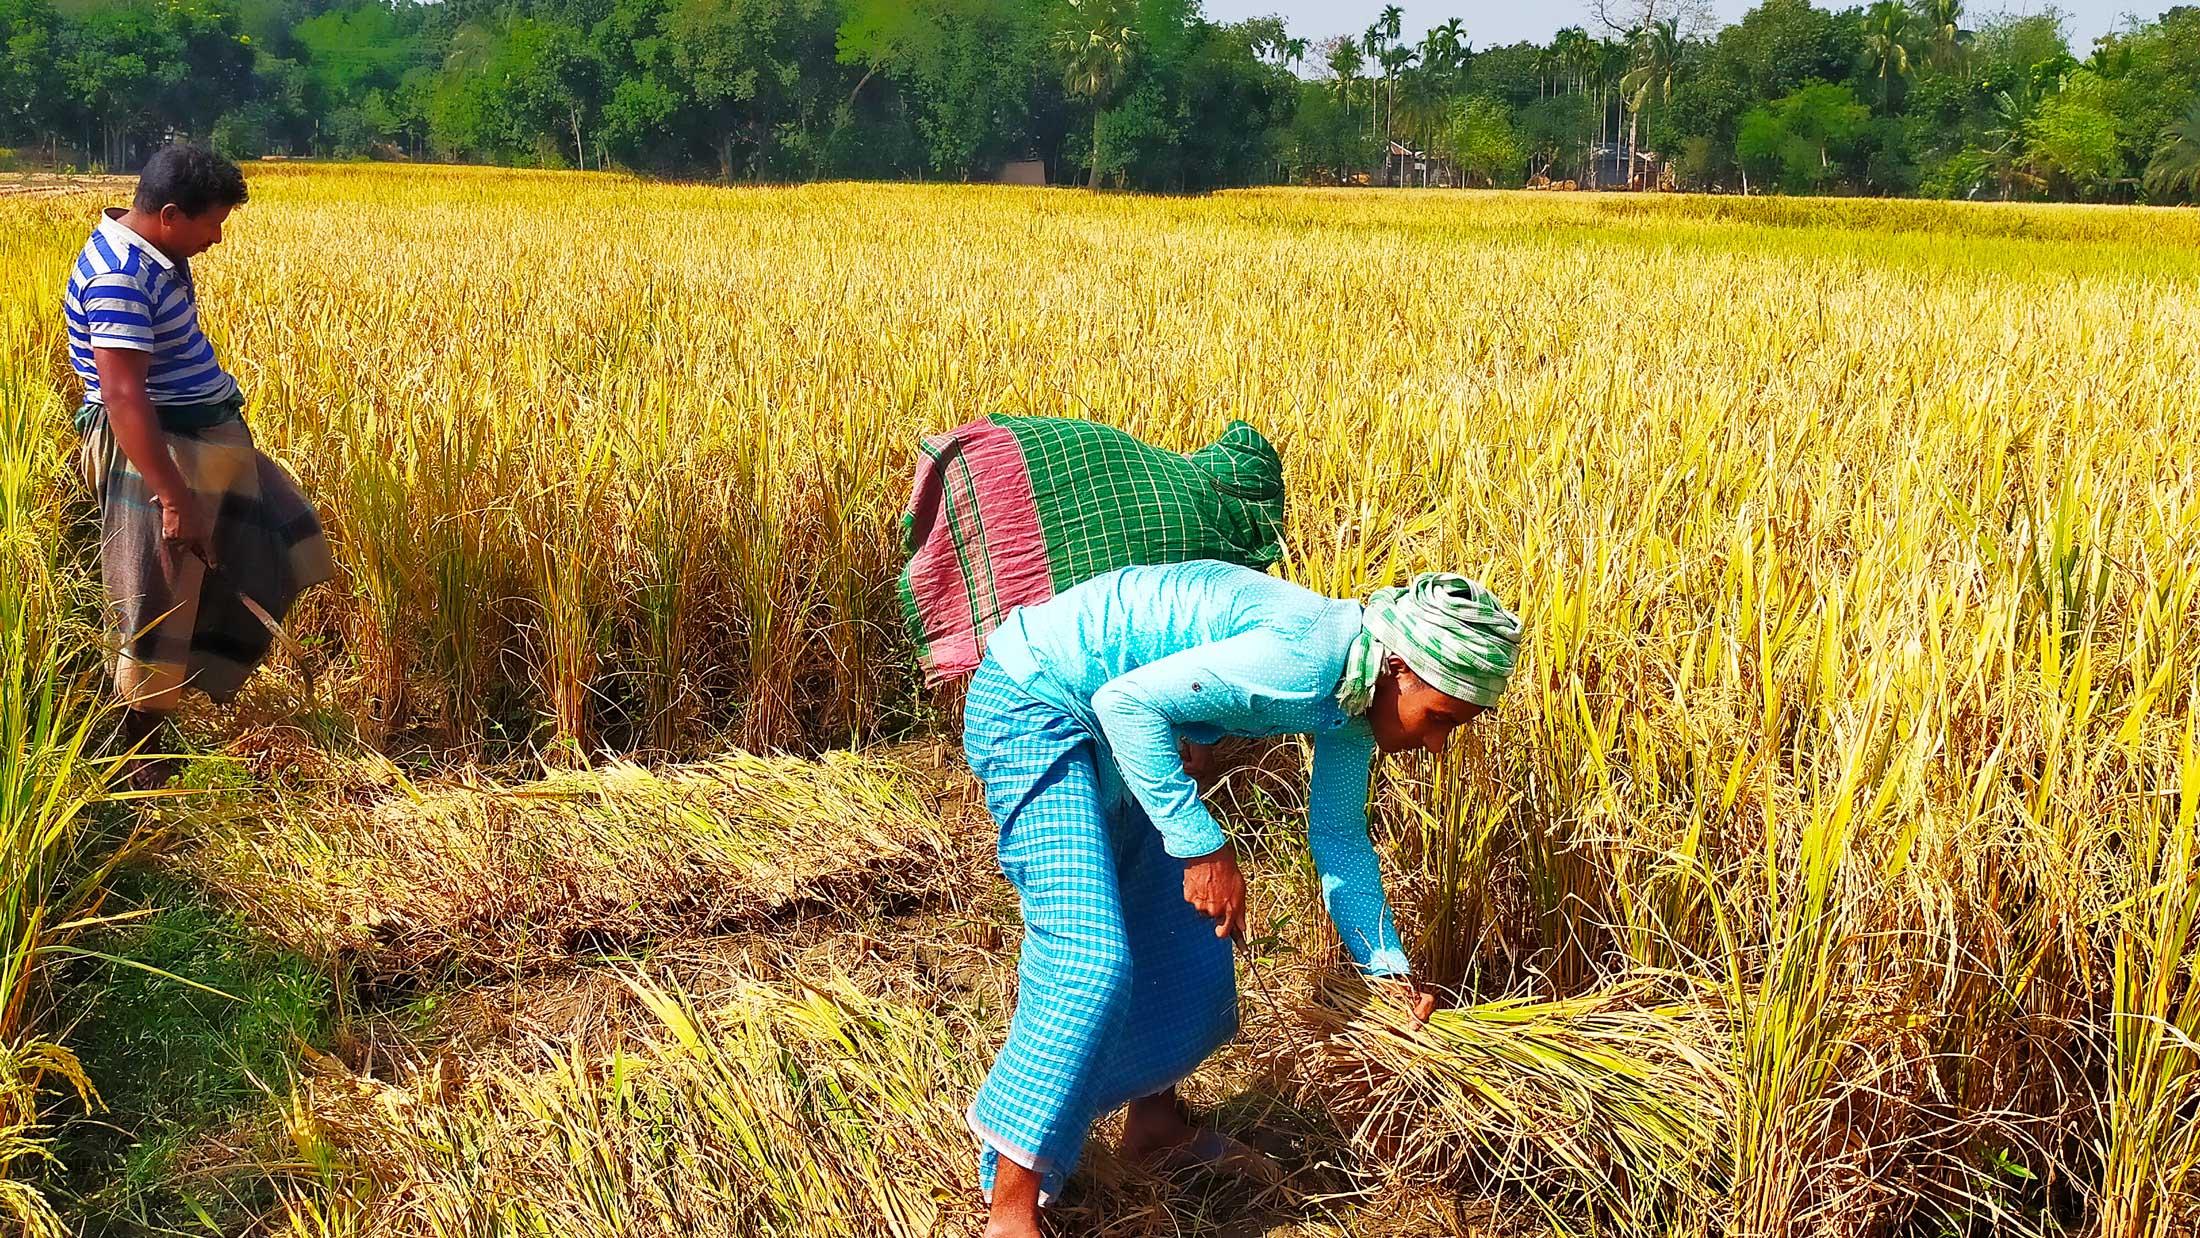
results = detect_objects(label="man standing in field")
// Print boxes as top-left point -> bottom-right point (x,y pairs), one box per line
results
63,144 -> 332,786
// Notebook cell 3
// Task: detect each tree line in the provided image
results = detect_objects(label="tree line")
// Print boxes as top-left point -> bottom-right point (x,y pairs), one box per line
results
0,0 -> 2194,201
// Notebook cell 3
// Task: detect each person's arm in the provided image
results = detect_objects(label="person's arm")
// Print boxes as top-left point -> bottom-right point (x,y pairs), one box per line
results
1310,722 -> 1436,1022
95,347 -> 209,566
1307,723 -> 1410,976
1091,629 -> 1321,943
1089,628 -> 1315,860
83,272 -> 207,564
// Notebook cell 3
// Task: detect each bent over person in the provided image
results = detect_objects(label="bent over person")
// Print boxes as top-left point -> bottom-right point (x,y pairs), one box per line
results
64,145 -> 332,786
963,558 -> 1522,1236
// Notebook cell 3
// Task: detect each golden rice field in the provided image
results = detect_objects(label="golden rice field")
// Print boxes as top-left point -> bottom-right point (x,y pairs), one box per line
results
5,164 -> 2200,1236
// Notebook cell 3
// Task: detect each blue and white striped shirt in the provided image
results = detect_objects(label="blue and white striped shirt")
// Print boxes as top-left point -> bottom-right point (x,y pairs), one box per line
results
63,210 -> 239,407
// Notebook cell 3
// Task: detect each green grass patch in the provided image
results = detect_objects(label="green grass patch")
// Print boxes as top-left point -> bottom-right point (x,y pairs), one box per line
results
49,866 -> 332,1237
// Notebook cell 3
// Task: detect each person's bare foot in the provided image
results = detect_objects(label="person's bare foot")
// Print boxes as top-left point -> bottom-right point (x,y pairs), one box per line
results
118,709 -> 184,790
1119,1091 -> 1202,1163
126,754 -> 186,791
1122,1091 -> 1283,1183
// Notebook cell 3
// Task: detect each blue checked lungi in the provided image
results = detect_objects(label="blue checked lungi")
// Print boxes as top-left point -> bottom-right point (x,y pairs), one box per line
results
963,657 -> 1239,1204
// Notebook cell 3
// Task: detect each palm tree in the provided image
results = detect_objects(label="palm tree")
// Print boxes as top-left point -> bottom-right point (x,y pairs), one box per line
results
1915,0 -> 1967,70
1434,17 -> 1469,75
1284,37 -> 1308,76
2147,98 -> 2200,199
1550,27 -> 1593,179
1052,0 -> 1138,189
1380,6 -> 1405,147
1327,38 -> 1366,129
1552,27 -> 1591,95
1863,0 -> 1917,111
1622,19 -> 1681,187
1399,59 -> 1446,186
1981,82 -> 2041,199
1420,27 -> 1453,79
1600,37 -> 1629,184
1362,26 -> 1385,140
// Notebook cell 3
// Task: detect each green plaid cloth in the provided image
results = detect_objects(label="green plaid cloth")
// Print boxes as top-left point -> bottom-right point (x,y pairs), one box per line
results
1008,416 -> 1284,591
899,416 -> 1286,683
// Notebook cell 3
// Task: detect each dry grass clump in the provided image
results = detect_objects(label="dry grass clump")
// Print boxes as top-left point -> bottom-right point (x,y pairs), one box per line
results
231,940 -> 1426,1238
180,748 -> 970,982
329,908 -> 1019,1086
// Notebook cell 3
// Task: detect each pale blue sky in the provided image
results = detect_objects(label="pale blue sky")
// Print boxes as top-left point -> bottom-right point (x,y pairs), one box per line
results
1202,2 -> 2172,58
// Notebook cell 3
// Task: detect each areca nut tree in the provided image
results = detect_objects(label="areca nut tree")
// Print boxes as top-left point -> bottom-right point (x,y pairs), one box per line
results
1378,45 -> 1417,183
1622,17 -> 1682,182
1915,0 -> 1968,70
1327,37 -> 1366,128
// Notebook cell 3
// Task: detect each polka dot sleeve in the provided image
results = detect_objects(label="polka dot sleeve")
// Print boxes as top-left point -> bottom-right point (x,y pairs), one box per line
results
1307,719 -> 1411,978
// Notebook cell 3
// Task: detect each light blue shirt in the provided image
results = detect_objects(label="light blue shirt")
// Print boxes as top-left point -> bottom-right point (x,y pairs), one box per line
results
986,560 -> 1411,977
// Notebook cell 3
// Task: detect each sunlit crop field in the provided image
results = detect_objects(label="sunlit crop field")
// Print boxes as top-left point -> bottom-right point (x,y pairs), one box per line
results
5,166 -> 2200,1236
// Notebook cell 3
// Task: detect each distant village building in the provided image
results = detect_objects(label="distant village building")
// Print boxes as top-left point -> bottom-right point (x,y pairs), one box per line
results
994,159 -> 1047,186
1585,144 -> 1672,191
1379,139 -> 1456,188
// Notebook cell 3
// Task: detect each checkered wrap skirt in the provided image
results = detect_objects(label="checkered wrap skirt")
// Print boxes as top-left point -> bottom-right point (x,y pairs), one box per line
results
962,658 -> 1239,1204
76,404 -> 332,712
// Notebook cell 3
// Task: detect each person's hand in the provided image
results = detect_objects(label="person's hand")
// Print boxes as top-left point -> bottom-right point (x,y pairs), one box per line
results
1371,974 -> 1438,1027
158,492 -> 214,569
1182,845 -> 1247,944
1180,739 -> 1220,789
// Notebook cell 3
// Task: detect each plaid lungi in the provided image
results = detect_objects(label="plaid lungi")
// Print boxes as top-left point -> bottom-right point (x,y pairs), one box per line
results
962,659 -> 1238,1204
77,402 -> 333,711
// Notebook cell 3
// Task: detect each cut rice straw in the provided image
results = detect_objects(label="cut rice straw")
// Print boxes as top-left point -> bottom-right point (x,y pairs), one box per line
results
180,749 -> 964,982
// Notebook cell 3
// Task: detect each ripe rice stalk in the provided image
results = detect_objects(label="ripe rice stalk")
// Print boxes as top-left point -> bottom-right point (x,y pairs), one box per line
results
8,169 -> 2200,1230
0,234 -> 133,1234
2098,703 -> 2200,1238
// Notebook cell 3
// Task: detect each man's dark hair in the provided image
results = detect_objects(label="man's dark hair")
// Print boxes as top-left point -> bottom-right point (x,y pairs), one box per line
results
134,144 -> 249,217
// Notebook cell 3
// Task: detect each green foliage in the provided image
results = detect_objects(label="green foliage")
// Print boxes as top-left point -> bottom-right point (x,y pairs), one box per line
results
0,0 -> 2191,199
1717,0 -> 1861,102
2145,97 -> 2200,201
52,871 -> 330,1233
1285,76 -> 1374,184
293,1 -> 422,103
837,0 -> 1043,180
1444,94 -> 1521,187
2025,70 -> 2123,199
1738,80 -> 1868,192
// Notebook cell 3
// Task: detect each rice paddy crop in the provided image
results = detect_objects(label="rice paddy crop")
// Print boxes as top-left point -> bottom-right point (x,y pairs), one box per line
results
4,164 -> 2200,1233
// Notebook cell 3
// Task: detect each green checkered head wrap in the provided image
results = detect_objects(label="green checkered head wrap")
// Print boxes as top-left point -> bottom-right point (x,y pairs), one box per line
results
1337,574 -> 1523,714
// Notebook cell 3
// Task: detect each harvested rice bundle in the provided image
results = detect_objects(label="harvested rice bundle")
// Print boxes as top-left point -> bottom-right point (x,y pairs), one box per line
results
1295,973 -> 1731,1232
184,750 -> 964,981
